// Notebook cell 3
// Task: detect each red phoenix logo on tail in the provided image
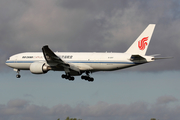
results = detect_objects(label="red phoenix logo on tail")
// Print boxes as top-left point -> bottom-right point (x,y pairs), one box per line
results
138,37 -> 148,50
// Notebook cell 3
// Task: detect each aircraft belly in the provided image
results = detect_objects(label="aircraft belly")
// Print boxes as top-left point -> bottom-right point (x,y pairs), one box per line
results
71,61 -> 135,71
72,63 -> 93,71
90,63 -> 102,70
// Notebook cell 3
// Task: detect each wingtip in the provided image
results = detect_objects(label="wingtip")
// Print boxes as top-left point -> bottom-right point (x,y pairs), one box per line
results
42,45 -> 49,48
44,45 -> 49,47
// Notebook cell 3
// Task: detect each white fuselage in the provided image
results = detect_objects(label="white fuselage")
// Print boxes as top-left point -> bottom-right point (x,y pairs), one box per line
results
6,52 -> 145,72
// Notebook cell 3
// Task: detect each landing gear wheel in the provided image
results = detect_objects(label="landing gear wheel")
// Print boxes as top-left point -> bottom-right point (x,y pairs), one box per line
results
69,77 -> 75,81
85,76 -> 89,80
16,74 -> 21,78
61,74 -> 75,81
81,72 -> 94,82
81,75 -> 88,80
81,75 -> 86,79
88,77 -> 94,82
61,74 -> 66,78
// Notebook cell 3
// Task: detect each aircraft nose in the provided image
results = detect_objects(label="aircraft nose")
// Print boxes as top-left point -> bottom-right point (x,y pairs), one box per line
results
6,60 -> 9,66
5,59 -> 11,67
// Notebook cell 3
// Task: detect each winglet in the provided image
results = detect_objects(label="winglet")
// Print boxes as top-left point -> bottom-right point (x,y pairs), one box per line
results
125,24 -> 156,55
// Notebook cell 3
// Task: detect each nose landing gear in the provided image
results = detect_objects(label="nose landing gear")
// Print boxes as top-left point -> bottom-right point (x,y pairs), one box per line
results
14,69 -> 21,78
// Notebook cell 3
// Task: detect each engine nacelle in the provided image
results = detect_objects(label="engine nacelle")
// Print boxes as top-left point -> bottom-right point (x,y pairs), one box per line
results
30,62 -> 49,74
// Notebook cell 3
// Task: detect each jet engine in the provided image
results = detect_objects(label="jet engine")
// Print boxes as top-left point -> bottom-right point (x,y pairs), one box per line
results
30,62 -> 49,74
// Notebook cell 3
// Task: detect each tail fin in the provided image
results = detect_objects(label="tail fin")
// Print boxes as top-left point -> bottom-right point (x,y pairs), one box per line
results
125,24 -> 156,55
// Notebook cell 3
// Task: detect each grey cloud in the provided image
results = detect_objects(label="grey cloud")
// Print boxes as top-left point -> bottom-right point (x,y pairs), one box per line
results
60,0 -> 130,14
0,99 -> 180,120
156,95 -> 178,104
7,99 -> 29,108
1,0 -> 180,71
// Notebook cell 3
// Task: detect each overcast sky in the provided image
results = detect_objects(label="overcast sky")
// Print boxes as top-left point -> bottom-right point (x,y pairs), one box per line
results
1,0 -> 180,120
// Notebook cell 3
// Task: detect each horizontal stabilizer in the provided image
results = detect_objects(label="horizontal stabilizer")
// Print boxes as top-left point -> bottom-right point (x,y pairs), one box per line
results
149,54 -> 161,57
152,57 -> 173,60
130,55 -> 147,63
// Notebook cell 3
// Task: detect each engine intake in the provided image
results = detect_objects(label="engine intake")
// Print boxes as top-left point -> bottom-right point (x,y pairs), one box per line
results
30,62 -> 49,74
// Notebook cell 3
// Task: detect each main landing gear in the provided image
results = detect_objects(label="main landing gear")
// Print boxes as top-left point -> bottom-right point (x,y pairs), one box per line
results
81,71 -> 94,82
61,74 -> 75,81
61,71 -> 94,82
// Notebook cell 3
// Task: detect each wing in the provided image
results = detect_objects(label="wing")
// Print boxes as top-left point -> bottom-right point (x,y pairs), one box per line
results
42,45 -> 69,66
42,45 -> 80,75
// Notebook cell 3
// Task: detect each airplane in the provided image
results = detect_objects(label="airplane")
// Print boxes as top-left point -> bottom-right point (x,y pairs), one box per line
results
6,24 -> 166,82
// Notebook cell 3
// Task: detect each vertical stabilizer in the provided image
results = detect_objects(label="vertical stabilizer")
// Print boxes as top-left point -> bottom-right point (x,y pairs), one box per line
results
125,24 -> 156,55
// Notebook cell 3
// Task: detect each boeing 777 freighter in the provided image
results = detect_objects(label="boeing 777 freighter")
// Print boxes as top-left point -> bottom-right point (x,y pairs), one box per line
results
6,24 -> 166,82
